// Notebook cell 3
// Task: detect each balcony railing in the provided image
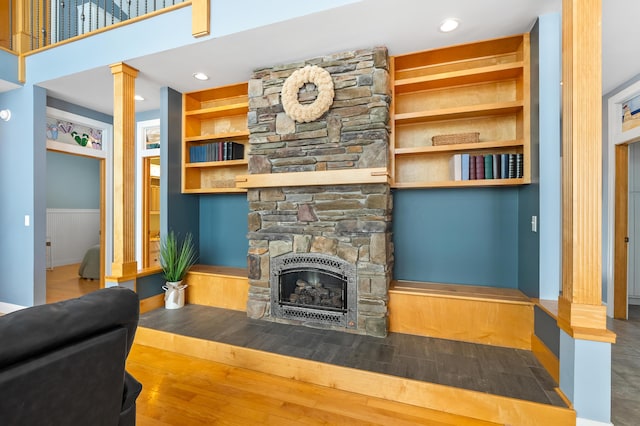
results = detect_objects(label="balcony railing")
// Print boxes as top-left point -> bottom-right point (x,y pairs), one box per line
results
1,0 -> 187,52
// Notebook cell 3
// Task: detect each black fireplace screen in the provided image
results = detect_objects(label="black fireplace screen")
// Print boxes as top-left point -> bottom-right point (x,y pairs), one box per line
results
279,268 -> 346,312
270,253 -> 356,328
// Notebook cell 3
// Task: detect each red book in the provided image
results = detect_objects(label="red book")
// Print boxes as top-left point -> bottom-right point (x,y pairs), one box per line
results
469,155 -> 476,180
475,155 -> 484,179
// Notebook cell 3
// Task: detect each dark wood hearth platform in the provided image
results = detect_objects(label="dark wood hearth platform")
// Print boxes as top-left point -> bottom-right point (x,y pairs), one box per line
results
136,304 -> 575,425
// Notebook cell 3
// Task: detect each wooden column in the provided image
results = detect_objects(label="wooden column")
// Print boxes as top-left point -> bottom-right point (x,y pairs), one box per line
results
558,0 -> 611,337
191,0 -> 210,37
110,62 -> 139,279
13,0 -> 33,53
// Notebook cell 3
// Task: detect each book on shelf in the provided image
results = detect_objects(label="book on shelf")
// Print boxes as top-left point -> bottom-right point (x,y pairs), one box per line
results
189,141 -> 245,163
469,155 -> 476,180
461,153 -> 470,180
475,155 -> 484,180
484,155 -> 493,179
492,154 -> 500,180
501,153 -> 508,179
516,153 -> 523,178
508,153 -> 516,178
449,154 -> 462,181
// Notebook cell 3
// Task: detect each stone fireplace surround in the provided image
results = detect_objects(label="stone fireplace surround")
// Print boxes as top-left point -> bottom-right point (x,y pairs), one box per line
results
243,47 -> 393,337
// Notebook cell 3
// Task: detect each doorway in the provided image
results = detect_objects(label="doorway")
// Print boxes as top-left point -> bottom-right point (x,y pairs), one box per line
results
143,156 -> 161,268
45,150 -> 105,302
614,141 -> 640,319
44,107 -> 113,303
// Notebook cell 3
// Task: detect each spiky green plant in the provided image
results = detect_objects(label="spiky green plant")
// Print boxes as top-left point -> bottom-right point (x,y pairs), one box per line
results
159,231 -> 198,282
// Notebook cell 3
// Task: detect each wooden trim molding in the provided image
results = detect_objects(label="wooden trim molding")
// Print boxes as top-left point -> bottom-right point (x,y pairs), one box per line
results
191,0 -> 210,37
614,143 -> 629,319
236,168 -> 389,189
140,293 -> 164,314
531,334 -> 559,383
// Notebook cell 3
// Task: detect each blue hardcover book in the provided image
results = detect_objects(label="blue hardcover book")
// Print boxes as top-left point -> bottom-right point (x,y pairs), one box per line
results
501,154 -> 508,179
461,153 -> 470,180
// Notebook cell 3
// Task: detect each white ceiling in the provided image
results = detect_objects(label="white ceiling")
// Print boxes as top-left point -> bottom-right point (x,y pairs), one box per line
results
9,0 -> 640,115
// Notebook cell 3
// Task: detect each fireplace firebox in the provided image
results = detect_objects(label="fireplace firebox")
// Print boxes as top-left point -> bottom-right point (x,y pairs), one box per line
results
271,253 -> 356,328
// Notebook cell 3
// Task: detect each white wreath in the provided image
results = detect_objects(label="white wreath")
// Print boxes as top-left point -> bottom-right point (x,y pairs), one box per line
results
281,65 -> 334,123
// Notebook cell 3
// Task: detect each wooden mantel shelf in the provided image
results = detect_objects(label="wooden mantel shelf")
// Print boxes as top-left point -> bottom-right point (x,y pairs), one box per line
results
235,168 -> 389,188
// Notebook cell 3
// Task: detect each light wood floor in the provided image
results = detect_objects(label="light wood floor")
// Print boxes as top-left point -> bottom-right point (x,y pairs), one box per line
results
46,263 -> 100,303
127,344 -> 499,426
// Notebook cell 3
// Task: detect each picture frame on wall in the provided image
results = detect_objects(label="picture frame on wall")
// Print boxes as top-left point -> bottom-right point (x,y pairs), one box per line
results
45,107 -> 110,159
144,125 -> 160,150
612,79 -> 640,145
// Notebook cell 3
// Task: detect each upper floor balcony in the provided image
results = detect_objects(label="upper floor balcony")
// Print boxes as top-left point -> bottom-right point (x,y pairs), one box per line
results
1,0 -> 190,53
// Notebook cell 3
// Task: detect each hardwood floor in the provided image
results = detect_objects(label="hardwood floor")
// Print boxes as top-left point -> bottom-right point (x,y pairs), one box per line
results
127,344 -> 499,426
46,263 -> 100,303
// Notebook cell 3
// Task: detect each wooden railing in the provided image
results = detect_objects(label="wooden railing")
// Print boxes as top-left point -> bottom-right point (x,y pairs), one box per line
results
1,0 -> 189,53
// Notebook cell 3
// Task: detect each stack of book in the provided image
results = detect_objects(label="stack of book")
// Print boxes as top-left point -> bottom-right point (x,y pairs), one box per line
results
449,153 -> 523,181
190,141 -> 244,163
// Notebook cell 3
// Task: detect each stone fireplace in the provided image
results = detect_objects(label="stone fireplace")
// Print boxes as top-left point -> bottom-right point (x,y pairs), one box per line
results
241,47 -> 393,337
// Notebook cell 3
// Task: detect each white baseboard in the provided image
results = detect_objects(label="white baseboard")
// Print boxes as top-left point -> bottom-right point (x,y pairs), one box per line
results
0,301 -> 27,315
577,417 -> 613,426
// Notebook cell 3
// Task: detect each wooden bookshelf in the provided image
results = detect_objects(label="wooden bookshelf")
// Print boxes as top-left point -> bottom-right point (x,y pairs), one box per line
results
390,34 -> 531,188
182,82 -> 249,193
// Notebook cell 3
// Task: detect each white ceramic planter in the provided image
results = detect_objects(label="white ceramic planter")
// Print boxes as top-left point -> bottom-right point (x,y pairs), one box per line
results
163,281 -> 188,309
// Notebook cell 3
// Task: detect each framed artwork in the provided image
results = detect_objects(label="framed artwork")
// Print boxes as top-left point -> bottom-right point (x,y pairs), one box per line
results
622,92 -> 640,133
46,116 -> 103,150
144,125 -> 160,149
46,108 -> 110,159
611,79 -> 640,145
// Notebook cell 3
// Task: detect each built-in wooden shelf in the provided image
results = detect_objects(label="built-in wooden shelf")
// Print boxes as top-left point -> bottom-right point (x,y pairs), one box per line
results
390,33 -> 530,188
182,82 -> 249,194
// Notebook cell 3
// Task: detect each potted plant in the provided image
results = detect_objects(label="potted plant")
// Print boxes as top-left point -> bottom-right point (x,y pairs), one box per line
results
159,230 -> 198,309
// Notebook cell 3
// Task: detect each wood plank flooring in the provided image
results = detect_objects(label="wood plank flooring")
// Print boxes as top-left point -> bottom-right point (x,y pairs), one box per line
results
127,344 -> 500,426
46,263 -> 100,303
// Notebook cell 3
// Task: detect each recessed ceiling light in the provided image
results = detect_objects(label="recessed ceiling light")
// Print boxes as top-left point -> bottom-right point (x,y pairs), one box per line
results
134,94 -> 145,101
439,18 -> 460,33
193,72 -> 209,81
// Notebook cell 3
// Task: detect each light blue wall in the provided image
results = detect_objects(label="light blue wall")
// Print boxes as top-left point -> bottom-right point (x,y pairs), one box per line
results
0,85 -> 47,307
211,0 -> 360,38
199,194 -> 248,268
46,151 -> 100,209
393,188 -> 519,287
560,331 -> 612,423
24,1 -> 360,88
0,49 -> 19,85
47,97 -> 113,124
538,13 -> 562,300
136,110 -> 160,122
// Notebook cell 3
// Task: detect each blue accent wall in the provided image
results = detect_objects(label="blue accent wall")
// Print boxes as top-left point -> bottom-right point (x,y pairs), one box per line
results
199,194 -> 248,268
534,306 -> 560,357
136,273 -> 166,300
518,19 -> 541,298
46,151 -> 100,209
155,87 -> 199,297
392,188 -> 518,287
